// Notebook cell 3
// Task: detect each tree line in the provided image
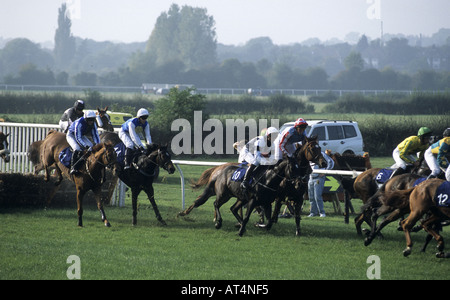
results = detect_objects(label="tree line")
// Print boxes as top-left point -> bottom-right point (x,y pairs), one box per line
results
0,4 -> 449,91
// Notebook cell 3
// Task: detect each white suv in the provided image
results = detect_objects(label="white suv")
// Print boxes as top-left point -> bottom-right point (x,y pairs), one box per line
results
280,120 -> 365,155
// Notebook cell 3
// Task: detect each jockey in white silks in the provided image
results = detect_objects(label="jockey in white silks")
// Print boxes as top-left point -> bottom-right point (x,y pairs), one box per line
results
119,108 -> 152,169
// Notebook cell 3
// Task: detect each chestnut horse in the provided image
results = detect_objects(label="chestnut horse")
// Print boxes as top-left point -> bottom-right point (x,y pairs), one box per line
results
100,131 -> 176,226
40,131 -> 117,227
28,107 -> 113,174
362,173 -> 424,246
0,132 -> 11,163
385,179 -> 450,257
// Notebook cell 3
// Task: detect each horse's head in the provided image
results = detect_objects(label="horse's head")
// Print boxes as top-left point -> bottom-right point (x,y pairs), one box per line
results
136,144 -> 175,175
93,142 -> 118,174
0,132 -> 11,163
97,107 -> 114,132
155,145 -> 175,174
298,135 -> 326,168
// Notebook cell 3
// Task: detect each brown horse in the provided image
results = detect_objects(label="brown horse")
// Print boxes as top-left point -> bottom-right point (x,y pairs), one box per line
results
385,179 -> 450,257
28,107 -> 113,174
362,173 -> 424,246
100,131 -> 176,226
40,131 -> 117,227
0,132 -> 11,163
179,136 -> 325,236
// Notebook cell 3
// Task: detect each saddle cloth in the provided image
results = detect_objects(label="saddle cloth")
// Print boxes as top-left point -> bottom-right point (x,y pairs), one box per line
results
113,142 -> 126,165
58,147 -> 73,168
413,177 -> 427,187
435,181 -> 450,207
375,168 -> 394,185
231,162 -> 249,183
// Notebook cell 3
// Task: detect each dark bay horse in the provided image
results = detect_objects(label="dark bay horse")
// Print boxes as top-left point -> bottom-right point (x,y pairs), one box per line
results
40,131 -> 117,227
0,132 -> 11,163
385,178 -> 450,257
100,131 -> 175,226
179,136 -> 325,236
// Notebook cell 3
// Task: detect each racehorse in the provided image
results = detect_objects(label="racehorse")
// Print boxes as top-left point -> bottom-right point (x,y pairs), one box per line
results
385,178 -> 450,257
0,132 -> 10,163
179,136 -> 325,236
353,160 -> 431,235
28,107 -> 114,174
96,107 -> 114,132
362,173 -> 424,246
100,131 -> 176,226
40,131 -> 117,227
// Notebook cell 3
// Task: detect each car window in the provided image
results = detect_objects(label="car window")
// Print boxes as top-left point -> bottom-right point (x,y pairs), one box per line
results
311,126 -> 326,140
343,125 -> 357,138
327,125 -> 344,140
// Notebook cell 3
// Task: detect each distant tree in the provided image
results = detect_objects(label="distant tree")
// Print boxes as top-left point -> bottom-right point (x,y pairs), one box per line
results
54,3 -> 76,70
73,72 -> 97,86
55,71 -> 69,85
344,51 -> 365,71
146,4 -> 217,69
4,63 -> 55,85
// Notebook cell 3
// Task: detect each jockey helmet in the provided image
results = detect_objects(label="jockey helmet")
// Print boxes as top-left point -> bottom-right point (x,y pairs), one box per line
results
294,118 -> 308,128
137,108 -> 150,118
265,127 -> 279,136
74,100 -> 85,110
84,110 -> 96,120
443,128 -> 450,137
417,127 -> 432,137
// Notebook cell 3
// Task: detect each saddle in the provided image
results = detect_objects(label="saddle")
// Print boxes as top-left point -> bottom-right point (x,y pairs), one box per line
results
58,147 -> 74,168
230,162 -> 269,186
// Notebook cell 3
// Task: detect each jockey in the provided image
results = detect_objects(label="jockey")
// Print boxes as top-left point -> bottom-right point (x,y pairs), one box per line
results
424,128 -> 450,180
119,108 -> 152,169
240,127 -> 279,189
390,126 -> 432,178
66,110 -> 100,175
273,118 -> 308,162
60,100 -> 85,133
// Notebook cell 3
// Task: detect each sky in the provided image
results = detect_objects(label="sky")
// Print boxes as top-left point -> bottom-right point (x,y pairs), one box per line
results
1,0 -> 450,46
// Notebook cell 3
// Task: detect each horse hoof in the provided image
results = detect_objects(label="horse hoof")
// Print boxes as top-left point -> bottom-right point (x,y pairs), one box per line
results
296,230 -> 301,236
159,220 -> 167,226
105,221 -> 111,227
215,222 -> 222,230
364,237 -> 372,247
403,248 -> 412,257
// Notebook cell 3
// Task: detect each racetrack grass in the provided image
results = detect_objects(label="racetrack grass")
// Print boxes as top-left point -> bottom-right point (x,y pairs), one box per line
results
0,158 -> 448,280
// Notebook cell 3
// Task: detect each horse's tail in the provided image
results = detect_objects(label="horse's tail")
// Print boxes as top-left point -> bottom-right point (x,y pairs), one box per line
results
384,187 -> 415,208
190,166 -> 218,189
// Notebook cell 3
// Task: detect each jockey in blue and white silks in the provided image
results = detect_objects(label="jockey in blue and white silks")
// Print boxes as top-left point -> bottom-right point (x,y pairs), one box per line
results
119,108 -> 152,169
66,110 -> 100,174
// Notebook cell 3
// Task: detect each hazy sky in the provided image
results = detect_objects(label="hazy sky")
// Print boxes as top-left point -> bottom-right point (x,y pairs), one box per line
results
1,0 -> 450,45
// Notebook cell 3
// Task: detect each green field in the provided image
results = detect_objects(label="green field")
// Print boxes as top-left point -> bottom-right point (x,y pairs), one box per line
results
0,157 -> 449,280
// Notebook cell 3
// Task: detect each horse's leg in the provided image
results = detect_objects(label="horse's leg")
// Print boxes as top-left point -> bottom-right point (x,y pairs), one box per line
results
131,187 -> 140,226
239,198 -> 257,236
401,210 -> 424,257
365,205 -> 394,246
230,199 -> 244,226
54,164 -> 63,186
76,187 -> 86,227
213,194 -> 229,230
293,198 -> 304,236
93,186 -> 111,227
271,198 -> 283,224
261,202 -> 273,231
421,214 -> 446,257
144,185 -> 166,226
178,183 -> 215,217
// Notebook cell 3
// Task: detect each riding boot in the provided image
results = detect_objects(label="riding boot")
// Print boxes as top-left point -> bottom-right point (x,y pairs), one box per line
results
389,167 -> 405,180
241,164 -> 256,190
70,150 -> 82,175
124,148 -> 133,170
